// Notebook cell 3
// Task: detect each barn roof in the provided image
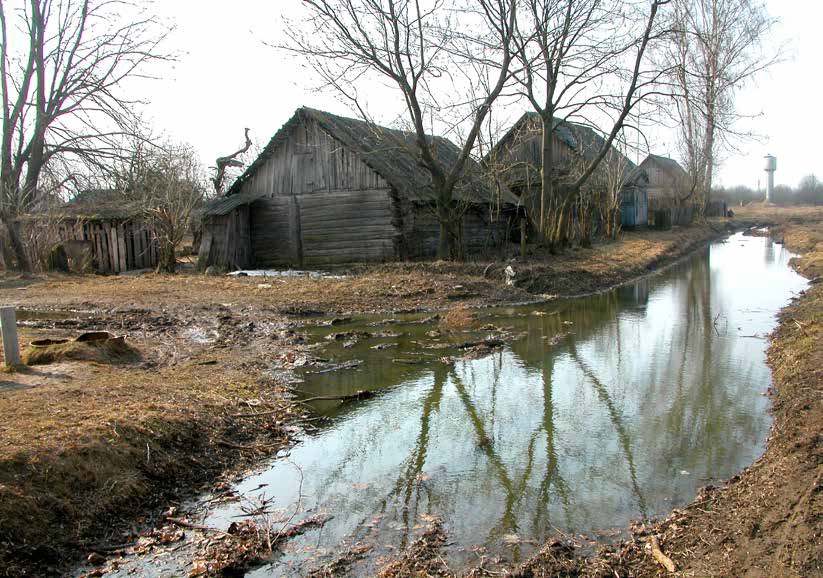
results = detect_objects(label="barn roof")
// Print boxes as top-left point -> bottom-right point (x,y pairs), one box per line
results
641,154 -> 688,179
201,190 -> 266,217
488,111 -> 647,185
489,112 -> 579,157
223,107 -> 517,206
61,188 -> 141,220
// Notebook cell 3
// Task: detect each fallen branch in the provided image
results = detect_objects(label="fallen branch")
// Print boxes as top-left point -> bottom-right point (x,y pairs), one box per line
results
165,516 -> 230,537
232,408 -> 282,418
311,360 -> 363,374
792,318 -> 810,335
217,439 -> 285,451
301,390 -> 374,403
646,535 -> 676,573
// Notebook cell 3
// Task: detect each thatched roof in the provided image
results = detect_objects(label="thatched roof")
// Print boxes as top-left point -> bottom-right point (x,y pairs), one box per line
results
222,107 -> 517,206
61,189 -> 141,220
488,111 -> 647,186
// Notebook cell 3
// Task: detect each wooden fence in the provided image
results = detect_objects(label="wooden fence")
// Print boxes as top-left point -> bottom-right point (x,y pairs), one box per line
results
59,218 -> 159,273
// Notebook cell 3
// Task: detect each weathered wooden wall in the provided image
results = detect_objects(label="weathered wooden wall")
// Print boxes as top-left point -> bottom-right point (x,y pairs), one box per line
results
250,197 -> 299,267
620,185 -> 649,227
247,190 -> 399,267
198,206 -> 253,271
298,190 -> 397,265
493,118 -> 574,188
59,218 -> 159,273
409,206 -> 512,258
241,118 -> 389,197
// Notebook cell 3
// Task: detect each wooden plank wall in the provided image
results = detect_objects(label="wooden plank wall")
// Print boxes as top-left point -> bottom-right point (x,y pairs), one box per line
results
59,218 -> 159,273
298,189 -> 397,265
241,117 -> 389,197
493,117 -> 574,183
409,206 -> 510,258
250,197 -> 298,267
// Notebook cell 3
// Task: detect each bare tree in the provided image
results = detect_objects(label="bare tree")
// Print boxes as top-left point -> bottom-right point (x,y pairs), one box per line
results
285,0 -> 516,260
594,144 -> 634,239
662,0 -> 777,211
512,0 -> 670,249
0,0 -> 169,271
116,140 -> 206,273
212,127 -> 252,196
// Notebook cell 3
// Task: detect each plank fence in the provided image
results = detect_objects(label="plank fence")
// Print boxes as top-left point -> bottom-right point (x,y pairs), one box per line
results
59,218 -> 159,273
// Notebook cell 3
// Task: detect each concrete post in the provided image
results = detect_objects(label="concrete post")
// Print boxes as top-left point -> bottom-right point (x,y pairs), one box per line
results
0,307 -> 21,367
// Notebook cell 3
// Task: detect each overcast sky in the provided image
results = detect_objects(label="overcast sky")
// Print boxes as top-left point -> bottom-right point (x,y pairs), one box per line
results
143,0 -> 820,190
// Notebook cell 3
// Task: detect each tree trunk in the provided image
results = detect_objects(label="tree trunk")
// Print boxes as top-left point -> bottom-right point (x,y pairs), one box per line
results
435,186 -> 464,261
540,114 -> 554,237
156,241 -> 176,273
3,217 -> 30,272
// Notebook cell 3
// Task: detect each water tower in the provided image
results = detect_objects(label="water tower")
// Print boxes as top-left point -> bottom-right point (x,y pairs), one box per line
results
764,154 -> 777,202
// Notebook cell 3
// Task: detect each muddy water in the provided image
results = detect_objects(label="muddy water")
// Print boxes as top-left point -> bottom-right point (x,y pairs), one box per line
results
112,233 -> 807,576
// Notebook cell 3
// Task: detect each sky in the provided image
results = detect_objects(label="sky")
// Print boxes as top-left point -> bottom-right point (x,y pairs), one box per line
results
140,0 -> 822,190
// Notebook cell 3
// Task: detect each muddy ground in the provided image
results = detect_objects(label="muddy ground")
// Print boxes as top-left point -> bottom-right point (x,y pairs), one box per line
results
0,212 -> 820,577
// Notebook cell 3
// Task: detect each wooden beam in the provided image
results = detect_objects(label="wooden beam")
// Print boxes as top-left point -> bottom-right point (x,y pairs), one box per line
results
0,307 -> 20,367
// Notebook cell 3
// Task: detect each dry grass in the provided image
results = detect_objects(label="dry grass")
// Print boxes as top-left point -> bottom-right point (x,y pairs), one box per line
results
21,335 -> 138,366
440,305 -> 475,330
0,343 -> 297,577
734,203 -> 823,225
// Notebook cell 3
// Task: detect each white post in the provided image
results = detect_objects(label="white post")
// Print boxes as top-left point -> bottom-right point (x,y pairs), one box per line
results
0,307 -> 21,367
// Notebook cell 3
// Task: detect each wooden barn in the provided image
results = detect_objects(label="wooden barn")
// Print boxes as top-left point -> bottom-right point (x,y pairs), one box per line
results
55,189 -> 159,273
199,108 -> 518,270
487,112 -> 649,228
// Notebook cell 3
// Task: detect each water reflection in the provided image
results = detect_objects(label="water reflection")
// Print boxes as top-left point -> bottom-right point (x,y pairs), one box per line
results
168,234 -> 807,576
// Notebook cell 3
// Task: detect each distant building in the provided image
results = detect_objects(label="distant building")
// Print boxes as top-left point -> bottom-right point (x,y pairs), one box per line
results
199,107 -> 519,270
639,154 -> 690,208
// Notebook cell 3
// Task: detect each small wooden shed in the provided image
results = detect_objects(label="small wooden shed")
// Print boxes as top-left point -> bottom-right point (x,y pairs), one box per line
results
487,112 -> 648,229
199,108 -> 518,270
639,154 -> 690,208
56,189 -> 159,273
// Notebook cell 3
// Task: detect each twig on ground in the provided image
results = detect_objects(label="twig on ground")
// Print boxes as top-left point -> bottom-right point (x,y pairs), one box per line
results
646,535 -> 676,573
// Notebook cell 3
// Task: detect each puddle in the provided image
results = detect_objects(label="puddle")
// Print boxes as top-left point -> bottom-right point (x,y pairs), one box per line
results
227,269 -> 345,279
96,233 -> 808,576
181,326 -> 220,344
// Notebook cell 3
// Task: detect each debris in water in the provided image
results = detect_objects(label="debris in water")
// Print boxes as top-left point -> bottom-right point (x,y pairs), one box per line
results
311,360 -> 362,374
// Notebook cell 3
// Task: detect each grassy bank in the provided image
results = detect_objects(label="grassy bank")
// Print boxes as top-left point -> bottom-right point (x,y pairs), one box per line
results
0,332 -> 304,577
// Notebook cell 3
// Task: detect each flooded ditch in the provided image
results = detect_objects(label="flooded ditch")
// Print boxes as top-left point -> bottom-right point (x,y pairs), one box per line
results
93,233 -> 808,576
